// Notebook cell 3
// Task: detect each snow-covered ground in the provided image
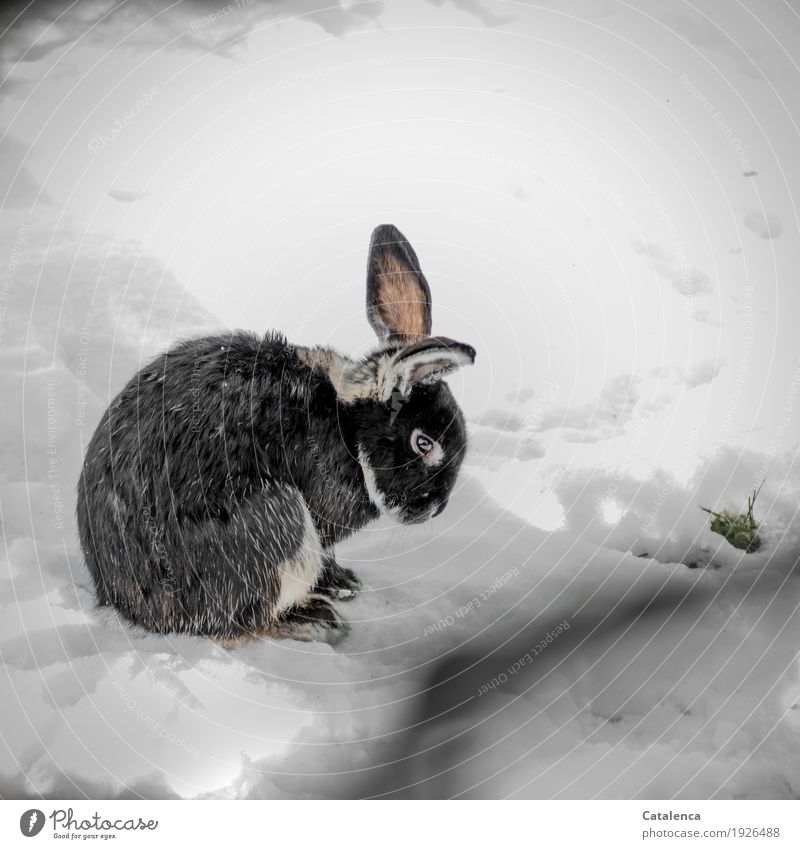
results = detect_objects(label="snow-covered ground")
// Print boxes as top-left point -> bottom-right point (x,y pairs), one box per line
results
2,0 -> 800,801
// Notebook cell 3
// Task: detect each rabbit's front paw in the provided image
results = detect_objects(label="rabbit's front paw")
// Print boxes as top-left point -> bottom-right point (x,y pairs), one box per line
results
314,560 -> 362,601
269,594 -> 350,644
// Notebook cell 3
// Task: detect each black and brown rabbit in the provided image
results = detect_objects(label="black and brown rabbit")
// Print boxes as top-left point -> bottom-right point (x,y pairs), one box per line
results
77,225 -> 476,643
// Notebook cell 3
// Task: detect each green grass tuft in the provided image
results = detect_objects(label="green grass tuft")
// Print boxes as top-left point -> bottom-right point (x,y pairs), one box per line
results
700,483 -> 763,553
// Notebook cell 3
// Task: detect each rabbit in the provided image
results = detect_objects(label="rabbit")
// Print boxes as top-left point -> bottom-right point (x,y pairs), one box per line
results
76,224 -> 476,643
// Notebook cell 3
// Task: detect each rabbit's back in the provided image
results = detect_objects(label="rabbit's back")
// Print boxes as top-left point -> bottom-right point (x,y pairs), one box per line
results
82,332 -> 315,511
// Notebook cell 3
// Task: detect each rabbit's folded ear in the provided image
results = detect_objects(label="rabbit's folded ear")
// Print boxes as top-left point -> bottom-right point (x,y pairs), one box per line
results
366,224 -> 433,342
380,336 -> 476,400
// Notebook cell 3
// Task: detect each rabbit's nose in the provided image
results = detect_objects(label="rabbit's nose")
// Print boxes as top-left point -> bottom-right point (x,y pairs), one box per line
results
432,497 -> 449,517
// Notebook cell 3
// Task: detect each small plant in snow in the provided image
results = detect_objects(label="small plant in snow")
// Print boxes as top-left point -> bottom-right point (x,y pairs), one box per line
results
700,483 -> 763,553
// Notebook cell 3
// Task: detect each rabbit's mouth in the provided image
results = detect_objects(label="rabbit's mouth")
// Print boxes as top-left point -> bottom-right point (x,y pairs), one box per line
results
393,495 -> 448,525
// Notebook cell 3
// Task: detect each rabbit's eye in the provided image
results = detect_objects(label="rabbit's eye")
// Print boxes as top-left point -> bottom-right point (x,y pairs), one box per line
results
410,428 -> 443,465
413,433 -> 434,456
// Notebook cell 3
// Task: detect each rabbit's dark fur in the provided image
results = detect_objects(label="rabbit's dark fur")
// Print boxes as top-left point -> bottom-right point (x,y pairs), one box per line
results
77,225 -> 475,643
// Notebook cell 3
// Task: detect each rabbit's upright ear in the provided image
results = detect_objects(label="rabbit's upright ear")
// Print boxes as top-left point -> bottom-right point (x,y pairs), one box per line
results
366,224 -> 433,343
380,336 -> 476,400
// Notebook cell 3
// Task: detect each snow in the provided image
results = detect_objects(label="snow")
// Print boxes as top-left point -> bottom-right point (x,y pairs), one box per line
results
1,219 -> 798,800
743,211 -> 783,241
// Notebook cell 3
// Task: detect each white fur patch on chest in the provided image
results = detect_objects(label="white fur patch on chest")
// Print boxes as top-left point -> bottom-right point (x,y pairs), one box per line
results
275,504 -> 324,614
357,445 -> 387,514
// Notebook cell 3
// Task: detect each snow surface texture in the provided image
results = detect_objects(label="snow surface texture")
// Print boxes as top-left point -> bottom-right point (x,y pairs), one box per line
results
1,221 -> 799,800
